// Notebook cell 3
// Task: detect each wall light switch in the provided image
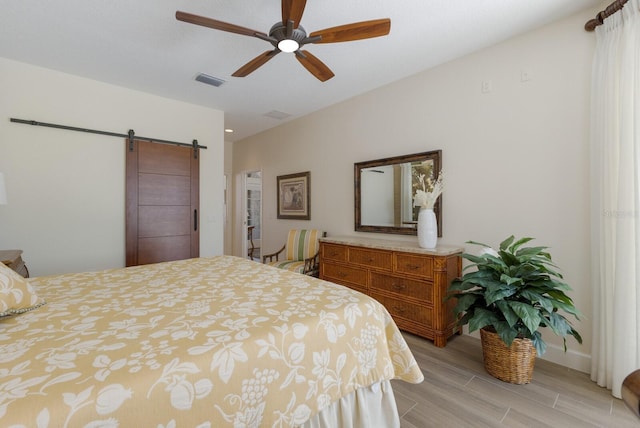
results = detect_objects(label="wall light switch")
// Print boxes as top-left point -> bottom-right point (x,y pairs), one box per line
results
481,80 -> 493,93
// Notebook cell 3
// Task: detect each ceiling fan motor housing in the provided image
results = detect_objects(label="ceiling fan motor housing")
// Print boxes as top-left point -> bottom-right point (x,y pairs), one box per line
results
269,23 -> 308,48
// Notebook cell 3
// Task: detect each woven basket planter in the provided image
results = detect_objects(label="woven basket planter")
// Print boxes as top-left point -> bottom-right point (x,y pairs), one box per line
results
480,327 -> 537,384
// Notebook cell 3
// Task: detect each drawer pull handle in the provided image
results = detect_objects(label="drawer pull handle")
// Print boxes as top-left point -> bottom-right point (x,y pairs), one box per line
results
405,264 -> 420,270
393,306 -> 406,313
392,284 -> 406,291
338,271 -> 348,278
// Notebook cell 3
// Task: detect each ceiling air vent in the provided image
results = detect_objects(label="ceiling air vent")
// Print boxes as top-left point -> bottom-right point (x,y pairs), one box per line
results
263,110 -> 292,120
195,73 -> 226,87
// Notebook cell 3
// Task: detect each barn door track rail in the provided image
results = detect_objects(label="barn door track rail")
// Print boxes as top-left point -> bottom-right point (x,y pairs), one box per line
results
10,118 -> 207,158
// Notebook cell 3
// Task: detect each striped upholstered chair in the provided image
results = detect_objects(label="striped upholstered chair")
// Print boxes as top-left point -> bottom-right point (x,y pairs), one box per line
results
262,229 -> 325,277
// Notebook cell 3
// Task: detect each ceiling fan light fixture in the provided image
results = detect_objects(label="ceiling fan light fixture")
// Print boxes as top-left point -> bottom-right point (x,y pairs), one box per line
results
277,39 -> 299,53
176,3 -> 391,82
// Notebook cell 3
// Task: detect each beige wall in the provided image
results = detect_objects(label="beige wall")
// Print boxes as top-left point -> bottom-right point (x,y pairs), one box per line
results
0,57 -> 225,276
233,9 -> 597,371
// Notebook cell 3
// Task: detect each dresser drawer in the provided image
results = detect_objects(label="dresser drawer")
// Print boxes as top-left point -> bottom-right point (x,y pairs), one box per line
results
371,292 -> 433,325
319,238 -> 462,347
370,272 -> 432,303
321,262 -> 368,289
321,243 -> 348,262
395,253 -> 433,279
348,247 -> 392,270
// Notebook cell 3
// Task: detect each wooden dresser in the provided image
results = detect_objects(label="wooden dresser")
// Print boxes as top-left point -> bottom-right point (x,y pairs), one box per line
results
0,250 -> 30,278
319,236 -> 462,347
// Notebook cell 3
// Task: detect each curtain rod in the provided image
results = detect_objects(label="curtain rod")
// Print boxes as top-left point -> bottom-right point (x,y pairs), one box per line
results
9,118 -> 208,150
585,0 -> 629,31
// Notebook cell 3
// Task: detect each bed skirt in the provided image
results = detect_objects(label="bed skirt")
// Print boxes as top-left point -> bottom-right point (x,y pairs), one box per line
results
302,380 -> 400,428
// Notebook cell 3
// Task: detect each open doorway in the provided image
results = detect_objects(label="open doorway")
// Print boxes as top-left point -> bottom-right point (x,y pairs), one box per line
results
243,171 -> 262,261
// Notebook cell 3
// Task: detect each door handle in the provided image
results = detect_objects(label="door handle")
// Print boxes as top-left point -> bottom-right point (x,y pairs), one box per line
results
194,209 -> 198,231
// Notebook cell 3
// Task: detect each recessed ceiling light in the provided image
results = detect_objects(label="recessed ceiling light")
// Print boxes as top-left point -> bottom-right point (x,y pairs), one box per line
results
224,129 -> 234,133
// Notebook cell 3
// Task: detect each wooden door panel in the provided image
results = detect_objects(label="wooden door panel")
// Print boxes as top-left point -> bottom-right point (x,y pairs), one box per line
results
138,236 -> 191,265
126,139 -> 199,267
139,142 -> 191,175
138,206 -> 190,237
138,174 -> 191,206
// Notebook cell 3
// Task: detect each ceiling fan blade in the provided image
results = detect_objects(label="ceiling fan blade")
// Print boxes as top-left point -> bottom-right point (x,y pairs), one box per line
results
232,50 -> 280,77
295,50 -> 334,82
176,11 -> 267,38
310,18 -> 391,43
282,0 -> 307,28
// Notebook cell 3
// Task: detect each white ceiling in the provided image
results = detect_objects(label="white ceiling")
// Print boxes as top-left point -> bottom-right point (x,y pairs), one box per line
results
0,0 -> 601,142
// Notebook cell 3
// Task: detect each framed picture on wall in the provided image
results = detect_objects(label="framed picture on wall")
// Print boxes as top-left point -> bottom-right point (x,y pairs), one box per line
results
277,171 -> 310,220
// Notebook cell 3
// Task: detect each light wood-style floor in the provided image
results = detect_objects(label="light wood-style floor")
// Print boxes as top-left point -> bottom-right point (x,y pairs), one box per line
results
392,333 -> 638,427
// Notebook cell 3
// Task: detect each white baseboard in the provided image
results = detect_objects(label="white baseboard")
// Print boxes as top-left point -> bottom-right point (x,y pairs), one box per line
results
462,330 -> 591,374
538,343 -> 591,374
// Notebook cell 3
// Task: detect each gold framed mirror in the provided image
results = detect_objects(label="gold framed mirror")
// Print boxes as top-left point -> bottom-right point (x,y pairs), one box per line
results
354,150 -> 442,236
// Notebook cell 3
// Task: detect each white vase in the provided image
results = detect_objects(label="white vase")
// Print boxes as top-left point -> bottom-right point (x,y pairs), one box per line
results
417,207 -> 437,249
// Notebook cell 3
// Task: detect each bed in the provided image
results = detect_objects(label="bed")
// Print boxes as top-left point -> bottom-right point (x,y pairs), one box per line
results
0,255 -> 423,427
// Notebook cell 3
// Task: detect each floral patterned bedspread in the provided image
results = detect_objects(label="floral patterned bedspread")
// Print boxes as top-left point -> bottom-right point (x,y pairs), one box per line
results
0,256 -> 423,427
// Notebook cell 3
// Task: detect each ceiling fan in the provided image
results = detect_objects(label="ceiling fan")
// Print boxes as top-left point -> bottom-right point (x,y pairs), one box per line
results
176,0 -> 391,82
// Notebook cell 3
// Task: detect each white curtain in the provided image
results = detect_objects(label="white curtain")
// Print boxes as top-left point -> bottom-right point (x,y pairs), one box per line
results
590,0 -> 640,398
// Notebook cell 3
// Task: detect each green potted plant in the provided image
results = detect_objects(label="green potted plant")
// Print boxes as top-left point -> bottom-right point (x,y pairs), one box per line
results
448,235 -> 582,384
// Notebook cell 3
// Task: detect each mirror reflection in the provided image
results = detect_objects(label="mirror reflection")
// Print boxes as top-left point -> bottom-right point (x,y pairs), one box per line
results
355,150 -> 442,236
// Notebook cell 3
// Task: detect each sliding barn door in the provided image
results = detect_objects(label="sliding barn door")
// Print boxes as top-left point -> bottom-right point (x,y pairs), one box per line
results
126,140 -> 199,266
